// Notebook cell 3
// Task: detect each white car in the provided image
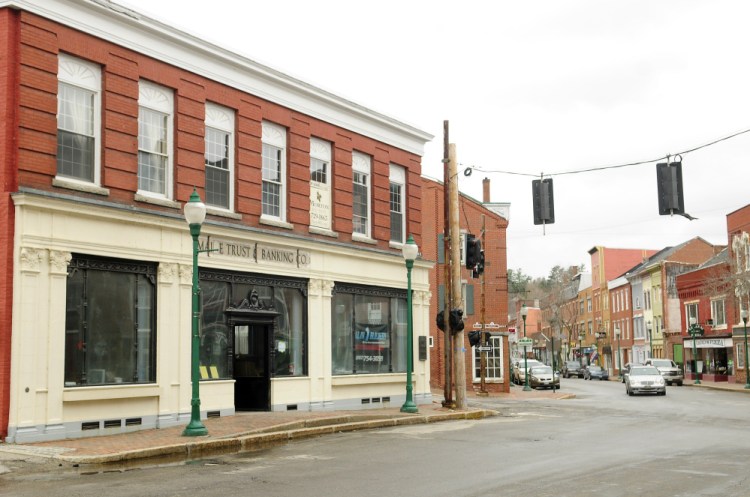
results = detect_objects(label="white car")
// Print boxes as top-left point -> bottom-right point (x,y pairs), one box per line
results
625,365 -> 666,396
513,359 -> 543,384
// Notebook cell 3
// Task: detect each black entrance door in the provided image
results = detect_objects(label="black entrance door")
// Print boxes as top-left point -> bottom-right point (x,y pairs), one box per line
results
233,324 -> 270,411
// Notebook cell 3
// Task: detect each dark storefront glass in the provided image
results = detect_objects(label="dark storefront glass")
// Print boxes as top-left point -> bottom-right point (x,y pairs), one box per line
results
64,255 -> 156,386
200,270 -> 307,379
331,283 -> 408,375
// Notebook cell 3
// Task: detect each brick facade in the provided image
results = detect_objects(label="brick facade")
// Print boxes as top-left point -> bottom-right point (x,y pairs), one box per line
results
421,177 -> 510,394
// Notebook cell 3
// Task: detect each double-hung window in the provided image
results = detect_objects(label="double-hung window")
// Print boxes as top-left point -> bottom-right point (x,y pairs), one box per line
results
711,298 -> 726,327
352,152 -> 371,238
205,103 -> 235,210
261,121 -> 287,220
57,54 -> 101,184
389,164 -> 406,244
138,81 -> 173,198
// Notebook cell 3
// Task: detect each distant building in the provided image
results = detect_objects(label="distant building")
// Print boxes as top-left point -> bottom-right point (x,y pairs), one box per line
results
421,177 -> 510,394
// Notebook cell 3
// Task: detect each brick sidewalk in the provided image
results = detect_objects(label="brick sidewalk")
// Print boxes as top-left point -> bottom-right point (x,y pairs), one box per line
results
0,401 -> 499,465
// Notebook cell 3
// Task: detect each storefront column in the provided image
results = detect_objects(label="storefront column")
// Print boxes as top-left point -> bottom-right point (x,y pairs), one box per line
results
414,290 -> 431,403
177,263 -> 194,422
157,262 -> 180,426
308,278 -> 334,409
10,247 -> 65,439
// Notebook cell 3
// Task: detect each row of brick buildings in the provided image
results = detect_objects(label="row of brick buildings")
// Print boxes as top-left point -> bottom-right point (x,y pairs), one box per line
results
524,205 -> 750,384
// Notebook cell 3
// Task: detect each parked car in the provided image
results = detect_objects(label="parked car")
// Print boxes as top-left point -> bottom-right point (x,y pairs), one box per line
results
561,361 -> 584,378
625,365 -> 666,396
643,358 -> 683,386
583,365 -> 609,381
528,365 -> 560,389
513,359 -> 543,384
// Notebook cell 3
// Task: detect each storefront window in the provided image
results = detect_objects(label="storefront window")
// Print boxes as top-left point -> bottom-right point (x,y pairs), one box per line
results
200,271 -> 307,378
331,283 -> 407,375
64,255 -> 156,386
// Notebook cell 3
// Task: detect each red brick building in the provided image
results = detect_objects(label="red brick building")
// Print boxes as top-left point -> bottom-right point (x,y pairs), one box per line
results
0,1 -> 433,442
421,177 -> 510,394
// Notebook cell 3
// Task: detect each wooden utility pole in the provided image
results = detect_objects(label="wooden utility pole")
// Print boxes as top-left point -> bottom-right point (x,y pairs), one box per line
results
449,143 -> 466,409
442,121 -> 453,407
479,214 -> 488,394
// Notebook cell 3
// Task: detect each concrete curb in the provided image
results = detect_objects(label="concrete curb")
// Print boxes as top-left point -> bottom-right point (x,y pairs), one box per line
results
53,409 -> 499,465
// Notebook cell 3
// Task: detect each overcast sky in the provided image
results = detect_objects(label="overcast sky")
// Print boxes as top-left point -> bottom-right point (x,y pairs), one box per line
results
121,0 -> 750,278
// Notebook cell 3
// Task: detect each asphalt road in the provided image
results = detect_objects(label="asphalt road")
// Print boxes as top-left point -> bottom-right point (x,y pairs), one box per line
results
3,379 -> 750,497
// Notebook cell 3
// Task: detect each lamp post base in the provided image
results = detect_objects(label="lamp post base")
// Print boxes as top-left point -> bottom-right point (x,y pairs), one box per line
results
182,419 -> 208,437
400,401 -> 418,414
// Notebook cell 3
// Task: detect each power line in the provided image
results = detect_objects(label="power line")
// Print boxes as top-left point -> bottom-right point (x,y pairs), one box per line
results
463,127 -> 750,179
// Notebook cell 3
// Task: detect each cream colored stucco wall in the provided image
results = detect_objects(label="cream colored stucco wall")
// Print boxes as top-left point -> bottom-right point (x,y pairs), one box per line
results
8,193 -> 431,442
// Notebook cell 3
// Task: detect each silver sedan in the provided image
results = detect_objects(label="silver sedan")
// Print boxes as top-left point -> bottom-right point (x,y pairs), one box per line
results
625,365 -> 666,396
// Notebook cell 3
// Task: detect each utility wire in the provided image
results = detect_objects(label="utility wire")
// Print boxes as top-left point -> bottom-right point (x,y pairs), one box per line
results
463,127 -> 750,178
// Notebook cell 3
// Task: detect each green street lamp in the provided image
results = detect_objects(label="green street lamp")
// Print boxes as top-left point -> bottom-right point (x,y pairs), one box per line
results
742,310 -> 749,390
578,334 -> 584,368
400,235 -> 419,413
521,305 -> 531,391
615,325 -> 622,381
646,321 -> 653,359
688,317 -> 703,385
183,188 -> 208,437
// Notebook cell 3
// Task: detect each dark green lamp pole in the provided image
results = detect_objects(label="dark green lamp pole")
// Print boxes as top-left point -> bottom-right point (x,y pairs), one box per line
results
521,305 -> 531,391
183,188 -> 208,437
688,317 -> 702,385
615,325 -> 622,381
742,310 -> 749,389
646,321 -> 653,359
400,235 -> 419,413
578,334 -> 584,368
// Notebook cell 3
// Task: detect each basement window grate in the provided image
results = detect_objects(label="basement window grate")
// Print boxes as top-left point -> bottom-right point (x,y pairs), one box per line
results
103,419 -> 121,429
286,404 -> 298,411
382,397 -> 391,402
125,418 -> 142,426
361,398 -> 370,404
207,411 -> 221,418
82,421 -> 100,431
372,397 -> 381,403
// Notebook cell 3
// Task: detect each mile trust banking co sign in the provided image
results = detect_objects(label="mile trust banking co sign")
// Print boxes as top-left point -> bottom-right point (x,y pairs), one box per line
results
199,236 -> 312,269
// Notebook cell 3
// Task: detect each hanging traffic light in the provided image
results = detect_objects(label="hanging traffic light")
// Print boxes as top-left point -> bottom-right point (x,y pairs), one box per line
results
532,178 -> 555,225
468,331 -> 481,347
656,160 -> 684,215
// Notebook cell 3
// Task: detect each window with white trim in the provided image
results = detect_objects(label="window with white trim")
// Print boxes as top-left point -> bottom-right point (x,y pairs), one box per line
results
685,302 -> 699,327
711,298 -> 726,327
389,164 -> 406,243
261,121 -> 287,220
204,103 -> 234,210
352,152 -> 371,237
138,81 -> 173,198
57,54 -> 101,184
472,335 -> 504,381
310,137 -> 332,230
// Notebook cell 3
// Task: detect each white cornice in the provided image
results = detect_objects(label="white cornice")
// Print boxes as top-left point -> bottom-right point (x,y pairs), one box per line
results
2,0 -> 433,155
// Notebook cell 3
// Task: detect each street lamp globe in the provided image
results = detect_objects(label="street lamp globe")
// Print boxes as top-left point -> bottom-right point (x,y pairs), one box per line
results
401,235 -> 419,262
184,189 -> 207,226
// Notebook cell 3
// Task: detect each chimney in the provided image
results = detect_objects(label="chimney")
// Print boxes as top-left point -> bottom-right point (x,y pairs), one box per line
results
483,177 -> 490,203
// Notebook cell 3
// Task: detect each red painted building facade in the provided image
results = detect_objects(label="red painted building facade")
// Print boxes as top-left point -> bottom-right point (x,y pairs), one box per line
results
0,1 -> 433,442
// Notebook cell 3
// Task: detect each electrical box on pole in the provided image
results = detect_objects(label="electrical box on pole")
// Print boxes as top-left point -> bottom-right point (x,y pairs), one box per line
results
532,178 -> 555,225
